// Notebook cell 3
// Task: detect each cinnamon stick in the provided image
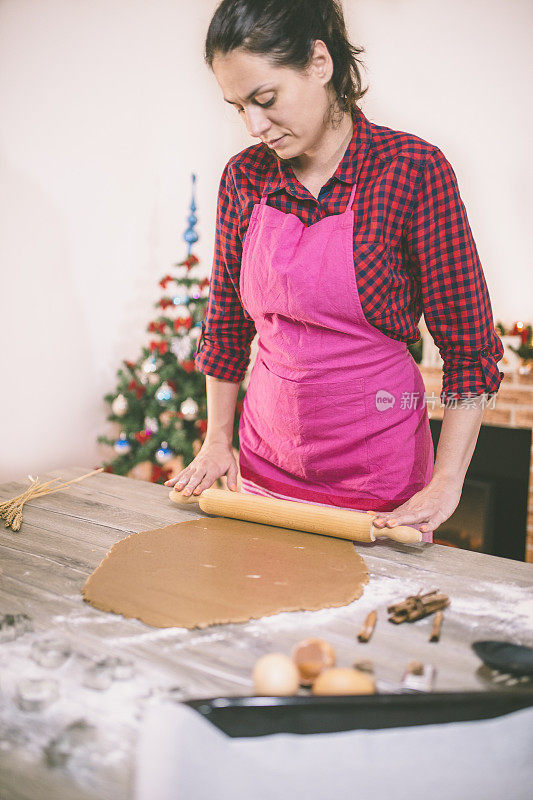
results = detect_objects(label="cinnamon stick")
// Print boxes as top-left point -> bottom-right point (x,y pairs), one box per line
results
429,610 -> 444,642
388,589 -> 450,624
357,610 -> 377,642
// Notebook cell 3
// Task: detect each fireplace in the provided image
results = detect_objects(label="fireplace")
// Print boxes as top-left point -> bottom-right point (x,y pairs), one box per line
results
428,420 -> 531,561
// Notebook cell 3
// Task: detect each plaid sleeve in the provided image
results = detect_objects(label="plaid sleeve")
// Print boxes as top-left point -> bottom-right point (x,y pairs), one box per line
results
404,147 -> 504,402
194,160 -> 257,383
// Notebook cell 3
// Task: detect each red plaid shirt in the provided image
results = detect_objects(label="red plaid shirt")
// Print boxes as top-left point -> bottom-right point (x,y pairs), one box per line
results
195,106 -> 504,402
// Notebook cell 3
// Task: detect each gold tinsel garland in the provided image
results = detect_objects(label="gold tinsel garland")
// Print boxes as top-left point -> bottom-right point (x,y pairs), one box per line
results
0,468 -> 104,531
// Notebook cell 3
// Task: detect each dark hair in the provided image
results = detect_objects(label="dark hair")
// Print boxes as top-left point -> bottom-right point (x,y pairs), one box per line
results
205,0 -> 368,124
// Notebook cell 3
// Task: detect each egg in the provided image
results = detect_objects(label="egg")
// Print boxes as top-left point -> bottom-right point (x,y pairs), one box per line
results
252,653 -> 300,696
312,667 -> 376,696
291,637 -> 336,686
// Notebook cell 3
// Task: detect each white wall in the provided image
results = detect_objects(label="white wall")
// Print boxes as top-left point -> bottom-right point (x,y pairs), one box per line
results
0,0 -> 531,482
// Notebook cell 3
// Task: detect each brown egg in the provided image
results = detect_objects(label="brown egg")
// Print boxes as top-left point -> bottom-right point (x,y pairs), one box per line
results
252,653 -> 300,696
291,637 -> 336,686
312,667 -> 376,696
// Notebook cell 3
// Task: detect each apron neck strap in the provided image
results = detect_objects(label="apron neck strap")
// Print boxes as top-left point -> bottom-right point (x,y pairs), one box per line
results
346,181 -> 358,212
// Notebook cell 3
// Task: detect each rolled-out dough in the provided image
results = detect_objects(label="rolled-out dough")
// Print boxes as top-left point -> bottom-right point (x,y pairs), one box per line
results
82,517 -> 368,629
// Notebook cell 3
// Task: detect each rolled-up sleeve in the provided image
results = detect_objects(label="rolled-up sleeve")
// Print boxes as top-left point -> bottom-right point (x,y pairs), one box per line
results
404,147 -> 504,403
194,160 -> 257,383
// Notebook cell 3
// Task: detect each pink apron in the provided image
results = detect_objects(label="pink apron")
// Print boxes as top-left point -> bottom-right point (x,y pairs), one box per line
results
238,179 -> 435,542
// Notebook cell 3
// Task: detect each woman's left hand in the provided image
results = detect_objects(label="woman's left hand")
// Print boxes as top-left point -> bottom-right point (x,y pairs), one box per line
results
367,475 -> 464,534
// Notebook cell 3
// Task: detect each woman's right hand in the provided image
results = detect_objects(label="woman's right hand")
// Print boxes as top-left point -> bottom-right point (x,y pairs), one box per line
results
164,440 -> 239,496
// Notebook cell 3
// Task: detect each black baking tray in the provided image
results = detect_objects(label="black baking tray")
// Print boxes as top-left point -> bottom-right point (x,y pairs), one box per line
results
184,690 -> 533,738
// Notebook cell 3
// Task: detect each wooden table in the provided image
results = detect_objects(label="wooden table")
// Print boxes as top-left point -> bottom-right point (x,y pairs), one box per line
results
1,467 -> 532,800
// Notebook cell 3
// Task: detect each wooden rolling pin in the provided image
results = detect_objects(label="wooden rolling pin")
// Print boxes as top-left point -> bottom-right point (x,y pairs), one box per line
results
168,486 -> 422,544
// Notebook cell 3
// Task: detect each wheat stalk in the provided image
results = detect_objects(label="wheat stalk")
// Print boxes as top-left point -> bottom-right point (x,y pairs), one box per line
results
0,468 -> 104,531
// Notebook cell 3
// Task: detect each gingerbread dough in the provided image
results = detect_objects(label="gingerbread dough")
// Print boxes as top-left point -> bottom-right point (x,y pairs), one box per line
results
82,517 -> 368,629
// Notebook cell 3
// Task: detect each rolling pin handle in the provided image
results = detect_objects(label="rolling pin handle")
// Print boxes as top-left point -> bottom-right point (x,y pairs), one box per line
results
366,511 -> 422,544
168,489 -> 198,505
374,525 -> 423,544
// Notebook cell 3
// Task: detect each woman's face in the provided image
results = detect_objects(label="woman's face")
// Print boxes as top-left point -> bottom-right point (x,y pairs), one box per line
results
212,40 -> 336,159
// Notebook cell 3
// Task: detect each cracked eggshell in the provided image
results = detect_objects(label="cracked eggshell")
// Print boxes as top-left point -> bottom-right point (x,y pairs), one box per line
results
291,637 -> 336,686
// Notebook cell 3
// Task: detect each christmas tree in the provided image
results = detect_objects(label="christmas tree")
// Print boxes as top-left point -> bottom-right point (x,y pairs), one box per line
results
97,174 -> 246,484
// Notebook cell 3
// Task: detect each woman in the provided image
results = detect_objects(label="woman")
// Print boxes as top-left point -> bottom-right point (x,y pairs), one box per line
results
165,0 -> 504,541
